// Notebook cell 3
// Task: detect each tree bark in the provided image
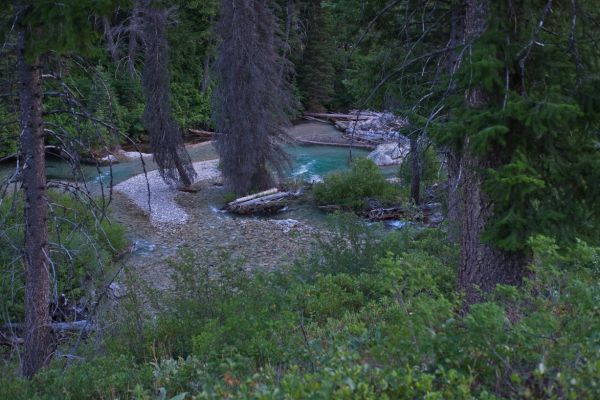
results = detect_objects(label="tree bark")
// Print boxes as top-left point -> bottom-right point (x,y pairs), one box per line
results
140,2 -> 196,187
102,16 -> 119,64
409,136 -> 421,205
200,50 -> 211,93
17,28 -> 53,377
446,148 -> 462,243
445,6 -> 465,243
127,1 -> 143,77
458,0 -> 528,304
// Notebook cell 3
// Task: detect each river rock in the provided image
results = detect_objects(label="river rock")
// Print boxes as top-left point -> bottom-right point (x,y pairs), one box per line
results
367,142 -> 410,166
117,150 -> 154,161
100,154 -> 119,164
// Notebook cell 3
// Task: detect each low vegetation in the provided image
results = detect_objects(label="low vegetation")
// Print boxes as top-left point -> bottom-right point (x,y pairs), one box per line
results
313,158 -> 402,210
2,215 -> 598,399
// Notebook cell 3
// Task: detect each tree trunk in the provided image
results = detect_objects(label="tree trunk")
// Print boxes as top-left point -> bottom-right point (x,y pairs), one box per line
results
409,136 -> 421,205
17,29 -> 53,378
446,148 -> 462,243
102,16 -> 119,64
458,0 -> 528,304
200,50 -> 211,93
141,3 -> 196,186
445,6 -> 465,243
127,1 -> 142,77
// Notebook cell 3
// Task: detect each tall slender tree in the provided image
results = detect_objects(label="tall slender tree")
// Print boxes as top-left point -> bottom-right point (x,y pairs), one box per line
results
16,21 -> 51,379
5,0 -> 121,377
213,0 -> 296,195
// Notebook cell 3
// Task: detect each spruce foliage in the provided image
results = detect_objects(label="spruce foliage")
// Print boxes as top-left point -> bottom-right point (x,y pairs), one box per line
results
438,1 -> 600,251
297,2 -> 336,112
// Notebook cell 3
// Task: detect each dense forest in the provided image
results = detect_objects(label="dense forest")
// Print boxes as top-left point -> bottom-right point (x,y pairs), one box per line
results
1,0 -> 600,398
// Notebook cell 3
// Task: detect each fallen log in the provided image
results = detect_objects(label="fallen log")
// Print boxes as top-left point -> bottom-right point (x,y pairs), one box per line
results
229,188 -> 279,205
226,189 -> 295,215
187,129 -> 214,139
2,320 -> 95,333
363,207 -> 410,221
304,112 -> 371,121
0,331 -> 24,347
303,115 -> 331,124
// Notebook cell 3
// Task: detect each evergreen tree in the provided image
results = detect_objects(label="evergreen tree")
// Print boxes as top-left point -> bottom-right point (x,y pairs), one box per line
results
328,0 -> 600,303
2,0 -> 121,377
213,0 -> 297,195
297,1 -> 336,112
449,0 -> 600,302
139,0 -> 197,187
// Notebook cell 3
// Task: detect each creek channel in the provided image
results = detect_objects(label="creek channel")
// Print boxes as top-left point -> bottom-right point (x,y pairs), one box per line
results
0,123 -> 402,285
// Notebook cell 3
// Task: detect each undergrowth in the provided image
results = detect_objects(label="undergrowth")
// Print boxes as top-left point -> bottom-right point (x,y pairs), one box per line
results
313,158 -> 402,210
1,215 -> 599,399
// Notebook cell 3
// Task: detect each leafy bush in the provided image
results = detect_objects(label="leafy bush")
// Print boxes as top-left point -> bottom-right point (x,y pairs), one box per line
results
313,158 -> 402,210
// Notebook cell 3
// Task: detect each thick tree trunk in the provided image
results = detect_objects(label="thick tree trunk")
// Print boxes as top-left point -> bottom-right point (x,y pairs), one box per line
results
458,0 -> 528,304
17,29 -> 52,377
409,137 -> 421,205
459,140 -> 528,303
445,7 -> 465,243
446,148 -> 462,243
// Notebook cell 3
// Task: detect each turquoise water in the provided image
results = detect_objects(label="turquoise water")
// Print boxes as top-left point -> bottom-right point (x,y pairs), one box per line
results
287,144 -> 369,182
1,143 -> 374,188
1,120 -> 398,188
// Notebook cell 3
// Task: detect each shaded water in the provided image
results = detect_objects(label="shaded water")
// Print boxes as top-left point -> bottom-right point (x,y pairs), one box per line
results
1,142 -> 373,189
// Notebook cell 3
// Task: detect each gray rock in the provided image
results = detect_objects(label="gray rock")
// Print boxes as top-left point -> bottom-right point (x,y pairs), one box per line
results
367,142 -> 410,166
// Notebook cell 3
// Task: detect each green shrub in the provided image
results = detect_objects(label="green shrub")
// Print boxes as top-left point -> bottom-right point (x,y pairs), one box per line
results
313,158 -> 402,210
3,218 -> 599,399
0,356 -> 153,400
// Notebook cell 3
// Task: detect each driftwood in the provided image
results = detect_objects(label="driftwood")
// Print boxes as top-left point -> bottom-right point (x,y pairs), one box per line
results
1,321 -> 94,347
187,128 -> 214,139
225,188 -> 294,215
362,207 -> 409,221
303,115 -> 331,124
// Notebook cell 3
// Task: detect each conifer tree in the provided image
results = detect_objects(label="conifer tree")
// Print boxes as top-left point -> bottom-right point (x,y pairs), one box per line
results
297,1 -> 336,112
213,0 -> 296,195
3,0 -> 121,377
451,0 -> 600,302
139,0 -> 196,187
